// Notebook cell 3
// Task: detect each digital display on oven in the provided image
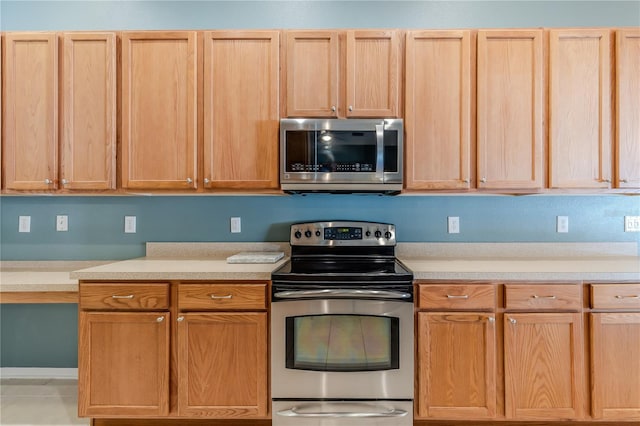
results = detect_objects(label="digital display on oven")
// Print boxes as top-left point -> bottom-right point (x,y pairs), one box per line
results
324,227 -> 362,240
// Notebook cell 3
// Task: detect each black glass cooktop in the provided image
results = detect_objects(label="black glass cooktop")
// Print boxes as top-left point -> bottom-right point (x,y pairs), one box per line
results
271,257 -> 413,283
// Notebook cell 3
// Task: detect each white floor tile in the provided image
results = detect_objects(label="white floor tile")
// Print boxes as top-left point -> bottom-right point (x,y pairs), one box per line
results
0,379 -> 89,426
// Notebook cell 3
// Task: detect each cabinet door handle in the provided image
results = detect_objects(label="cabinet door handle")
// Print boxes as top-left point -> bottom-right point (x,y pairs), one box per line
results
61,179 -> 69,185
462,179 -> 469,183
620,179 -> 628,183
45,178 -> 53,185
210,294 -> 233,299
156,317 -> 164,322
509,318 -> 517,324
186,178 -> 193,184
112,294 -> 134,299
480,177 -> 486,183
532,295 -> 556,299
487,316 -> 495,323
330,106 -> 336,112
348,105 -> 353,112
446,294 -> 469,299
177,316 -> 184,322
204,178 -> 210,184
615,295 -> 640,299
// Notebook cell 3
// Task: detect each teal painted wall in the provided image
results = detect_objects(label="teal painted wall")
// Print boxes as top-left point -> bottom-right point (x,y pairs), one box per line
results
1,0 -> 639,368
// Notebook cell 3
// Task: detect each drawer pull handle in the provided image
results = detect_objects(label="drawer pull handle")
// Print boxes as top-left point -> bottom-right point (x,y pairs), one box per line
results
532,295 -> 556,299
210,294 -> 233,300
177,316 -> 184,322
487,317 -> 495,323
112,294 -> 134,299
509,318 -> 517,324
446,294 -> 469,299
615,295 -> 640,299
156,317 -> 164,323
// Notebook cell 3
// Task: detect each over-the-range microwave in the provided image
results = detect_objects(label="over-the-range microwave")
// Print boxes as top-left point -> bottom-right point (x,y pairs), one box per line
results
279,118 -> 404,194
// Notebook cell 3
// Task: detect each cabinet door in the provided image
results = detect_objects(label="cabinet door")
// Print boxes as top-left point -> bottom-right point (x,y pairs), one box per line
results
616,29 -> 640,189
78,311 -> 170,417
177,312 -> 268,418
285,31 -> 339,117
121,31 -> 197,189
504,313 -> 585,420
345,30 -> 400,118
203,31 -> 279,190
477,30 -> 544,189
405,30 -> 473,190
417,313 -> 496,419
591,313 -> 640,420
549,29 -> 613,189
3,32 -> 58,190
60,32 -> 116,190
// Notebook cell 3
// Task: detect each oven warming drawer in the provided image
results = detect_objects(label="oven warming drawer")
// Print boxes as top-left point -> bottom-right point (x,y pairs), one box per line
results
272,400 -> 413,426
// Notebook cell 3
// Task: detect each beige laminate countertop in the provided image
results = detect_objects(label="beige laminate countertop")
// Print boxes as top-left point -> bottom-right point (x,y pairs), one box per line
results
2,243 -> 639,295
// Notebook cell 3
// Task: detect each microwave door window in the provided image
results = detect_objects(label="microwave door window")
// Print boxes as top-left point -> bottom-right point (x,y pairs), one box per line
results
318,131 -> 377,172
286,131 -> 318,172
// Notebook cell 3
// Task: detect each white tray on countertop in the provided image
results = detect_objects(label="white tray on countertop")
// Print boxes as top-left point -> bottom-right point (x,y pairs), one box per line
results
226,252 -> 285,264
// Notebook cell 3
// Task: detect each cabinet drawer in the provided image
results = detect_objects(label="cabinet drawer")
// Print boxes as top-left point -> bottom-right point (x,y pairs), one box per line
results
80,283 -> 169,310
178,283 -> 267,310
418,284 -> 496,310
591,284 -> 640,310
505,284 -> 581,311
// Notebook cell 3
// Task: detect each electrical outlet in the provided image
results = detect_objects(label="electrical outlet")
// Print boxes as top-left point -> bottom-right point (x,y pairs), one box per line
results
625,216 -> 640,232
231,217 -> 242,233
56,215 -> 68,232
557,216 -> 569,233
124,216 -> 137,233
447,216 -> 460,234
19,216 -> 31,233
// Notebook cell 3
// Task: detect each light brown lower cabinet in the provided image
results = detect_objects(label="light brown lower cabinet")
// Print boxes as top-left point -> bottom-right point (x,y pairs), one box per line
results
78,281 -> 269,420
78,311 -> 170,417
176,312 -> 268,417
504,312 -> 585,420
417,312 -> 497,419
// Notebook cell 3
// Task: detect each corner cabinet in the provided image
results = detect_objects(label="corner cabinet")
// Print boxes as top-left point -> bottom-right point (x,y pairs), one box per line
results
405,30 -> 474,190
615,29 -> 640,189
202,31 -> 280,190
548,29 -> 613,189
121,32 -> 198,190
284,30 -> 400,118
2,32 -> 58,190
476,30 -> 545,190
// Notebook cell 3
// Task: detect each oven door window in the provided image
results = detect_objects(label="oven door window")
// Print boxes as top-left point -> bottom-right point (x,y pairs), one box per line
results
285,314 -> 399,372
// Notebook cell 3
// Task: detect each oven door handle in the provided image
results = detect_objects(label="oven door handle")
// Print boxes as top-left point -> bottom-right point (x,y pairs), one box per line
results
273,289 -> 412,299
277,406 -> 408,418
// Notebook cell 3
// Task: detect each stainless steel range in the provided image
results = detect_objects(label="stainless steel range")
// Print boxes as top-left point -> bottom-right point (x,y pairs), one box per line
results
271,221 -> 414,426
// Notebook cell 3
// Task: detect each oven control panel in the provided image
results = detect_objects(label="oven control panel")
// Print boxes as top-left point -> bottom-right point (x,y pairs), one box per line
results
290,221 -> 396,246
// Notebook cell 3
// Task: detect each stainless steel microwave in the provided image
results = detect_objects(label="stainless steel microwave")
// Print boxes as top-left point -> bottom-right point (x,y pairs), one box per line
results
280,118 -> 404,193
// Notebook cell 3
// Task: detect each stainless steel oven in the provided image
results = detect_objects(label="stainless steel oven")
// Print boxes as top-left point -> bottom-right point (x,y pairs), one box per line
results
280,119 -> 404,193
271,221 -> 414,426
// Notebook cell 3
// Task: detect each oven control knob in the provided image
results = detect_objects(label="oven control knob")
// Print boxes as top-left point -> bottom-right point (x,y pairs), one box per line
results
365,230 -> 371,237
294,231 -> 302,239
315,230 -> 321,237
305,230 -> 313,238
385,231 -> 392,240
374,230 -> 382,239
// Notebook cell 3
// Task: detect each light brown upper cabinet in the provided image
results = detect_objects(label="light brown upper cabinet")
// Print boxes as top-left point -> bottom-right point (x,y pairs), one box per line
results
203,31 -> 280,190
284,30 -> 401,118
2,32 -> 59,190
477,30 -> 545,190
121,31 -> 198,190
60,32 -> 116,190
615,29 -> 640,189
549,29 -> 613,189
405,30 -> 474,190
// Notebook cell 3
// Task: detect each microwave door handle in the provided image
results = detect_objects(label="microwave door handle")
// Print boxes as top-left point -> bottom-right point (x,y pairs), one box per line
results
375,122 -> 385,181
